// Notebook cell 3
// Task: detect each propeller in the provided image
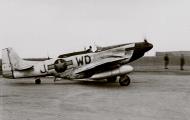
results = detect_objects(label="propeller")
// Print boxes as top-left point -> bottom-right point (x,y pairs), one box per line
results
144,38 -> 148,43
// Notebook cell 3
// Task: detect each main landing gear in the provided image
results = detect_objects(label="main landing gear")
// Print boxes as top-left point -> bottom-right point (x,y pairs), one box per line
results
119,74 -> 130,86
107,76 -> 117,83
35,78 -> 41,84
107,75 -> 131,86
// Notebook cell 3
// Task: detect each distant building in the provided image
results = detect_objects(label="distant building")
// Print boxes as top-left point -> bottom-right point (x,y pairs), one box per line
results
156,51 -> 190,57
0,59 -> 2,74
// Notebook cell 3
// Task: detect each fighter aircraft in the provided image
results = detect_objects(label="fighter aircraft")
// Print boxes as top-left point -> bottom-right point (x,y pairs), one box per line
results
2,39 -> 153,86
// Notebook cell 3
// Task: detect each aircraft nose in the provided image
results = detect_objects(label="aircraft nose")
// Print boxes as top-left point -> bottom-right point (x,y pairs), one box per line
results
143,39 -> 153,51
128,41 -> 153,62
134,41 -> 153,52
146,42 -> 153,51
142,40 -> 153,52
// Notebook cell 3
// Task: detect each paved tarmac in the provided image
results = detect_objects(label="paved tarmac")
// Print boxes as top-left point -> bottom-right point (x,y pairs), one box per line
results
1,72 -> 190,120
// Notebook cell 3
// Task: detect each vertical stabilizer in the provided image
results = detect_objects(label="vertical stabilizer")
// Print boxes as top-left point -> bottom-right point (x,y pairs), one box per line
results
2,48 -> 23,78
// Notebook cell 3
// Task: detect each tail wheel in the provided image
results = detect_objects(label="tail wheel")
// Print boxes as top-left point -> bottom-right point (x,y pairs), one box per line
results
107,76 -> 117,83
119,75 -> 130,86
35,79 -> 41,84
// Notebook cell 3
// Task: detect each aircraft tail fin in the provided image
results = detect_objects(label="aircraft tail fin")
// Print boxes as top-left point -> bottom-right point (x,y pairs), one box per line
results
2,48 -> 33,78
2,48 -> 18,78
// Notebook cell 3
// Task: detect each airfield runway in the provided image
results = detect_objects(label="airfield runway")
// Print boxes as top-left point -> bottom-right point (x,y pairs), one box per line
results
1,72 -> 190,120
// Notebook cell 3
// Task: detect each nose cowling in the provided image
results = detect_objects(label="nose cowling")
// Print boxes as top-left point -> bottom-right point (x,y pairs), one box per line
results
135,40 -> 153,52
128,40 -> 153,63
144,41 -> 153,52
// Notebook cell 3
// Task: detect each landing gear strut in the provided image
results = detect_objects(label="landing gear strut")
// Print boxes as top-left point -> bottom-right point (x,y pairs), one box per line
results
107,76 -> 117,83
54,77 -> 57,83
35,79 -> 41,84
119,75 -> 130,86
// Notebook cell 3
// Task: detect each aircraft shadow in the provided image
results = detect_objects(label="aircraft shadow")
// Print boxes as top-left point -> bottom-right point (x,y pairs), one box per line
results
4,80 -> 133,89
75,81 -> 130,89
52,80 -> 127,88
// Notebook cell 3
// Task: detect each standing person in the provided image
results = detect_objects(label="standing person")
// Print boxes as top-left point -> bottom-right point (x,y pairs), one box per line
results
180,54 -> 185,70
164,54 -> 169,69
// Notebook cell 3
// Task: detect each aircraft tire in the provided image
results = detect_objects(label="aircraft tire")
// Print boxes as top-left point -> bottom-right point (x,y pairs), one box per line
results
35,79 -> 41,84
119,75 -> 130,86
107,77 -> 117,83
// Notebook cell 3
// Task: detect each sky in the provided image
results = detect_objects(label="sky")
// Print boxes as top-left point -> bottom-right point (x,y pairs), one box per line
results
1,0 -> 190,58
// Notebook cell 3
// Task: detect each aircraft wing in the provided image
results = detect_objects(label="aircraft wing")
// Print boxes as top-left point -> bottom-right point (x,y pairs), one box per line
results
74,56 -> 127,74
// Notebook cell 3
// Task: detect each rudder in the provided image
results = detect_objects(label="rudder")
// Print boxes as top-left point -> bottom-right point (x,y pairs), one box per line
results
2,48 -> 22,78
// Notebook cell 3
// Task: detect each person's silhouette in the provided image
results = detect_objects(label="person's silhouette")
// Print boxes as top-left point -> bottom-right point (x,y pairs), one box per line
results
180,54 -> 185,70
164,54 -> 169,69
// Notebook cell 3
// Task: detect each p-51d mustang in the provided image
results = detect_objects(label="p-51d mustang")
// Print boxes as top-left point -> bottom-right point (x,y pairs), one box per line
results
2,40 -> 153,86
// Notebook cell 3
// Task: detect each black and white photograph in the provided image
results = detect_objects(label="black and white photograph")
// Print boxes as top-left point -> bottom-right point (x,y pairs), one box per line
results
0,0 -> 190,120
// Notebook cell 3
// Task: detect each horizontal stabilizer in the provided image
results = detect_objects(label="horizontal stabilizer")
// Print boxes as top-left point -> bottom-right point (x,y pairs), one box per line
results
14,59 -> 34,71
15,65 -> 34,71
